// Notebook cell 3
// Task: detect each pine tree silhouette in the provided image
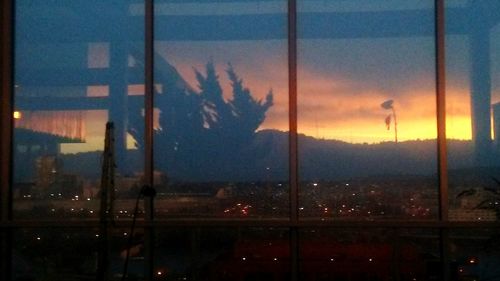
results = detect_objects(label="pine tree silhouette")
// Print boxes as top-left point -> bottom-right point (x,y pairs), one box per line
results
128,60 -> 273,181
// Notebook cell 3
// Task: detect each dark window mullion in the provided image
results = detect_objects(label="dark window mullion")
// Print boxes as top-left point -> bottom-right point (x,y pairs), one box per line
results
0,0 -> 14,279
144,0 -> 155,279
288,0 -> 299,280
435,0 -> 449,280
436,0 -> 448,224
289,0 -> 298,226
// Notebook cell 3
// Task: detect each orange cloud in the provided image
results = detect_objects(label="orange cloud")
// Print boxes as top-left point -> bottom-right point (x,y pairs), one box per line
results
159,45 -> 478,144
296,68 -> 439,143
65,39 -> 483,154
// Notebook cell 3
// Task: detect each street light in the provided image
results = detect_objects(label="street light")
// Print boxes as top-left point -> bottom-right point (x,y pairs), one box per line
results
381,99 -> 397,143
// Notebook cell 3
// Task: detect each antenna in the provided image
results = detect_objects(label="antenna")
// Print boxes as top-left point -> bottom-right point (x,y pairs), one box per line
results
96,122 -> 115,281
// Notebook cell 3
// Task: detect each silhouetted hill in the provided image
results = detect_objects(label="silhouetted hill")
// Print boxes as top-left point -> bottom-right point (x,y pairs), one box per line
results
58,130 -> 497,182
253,130 -> 493,181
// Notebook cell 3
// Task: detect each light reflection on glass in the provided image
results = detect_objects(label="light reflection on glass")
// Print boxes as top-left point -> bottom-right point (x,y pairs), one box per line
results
151,0 -> 289,218
446,0 -> 500,222
13,0 -> 145,219
297,0 -> 438,220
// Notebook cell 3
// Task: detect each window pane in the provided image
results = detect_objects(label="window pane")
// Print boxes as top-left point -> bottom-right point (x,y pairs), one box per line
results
449,228 -> 500,280
155,227 -> 290,280
13,228 -> 144,280
297,0 -> 438,220
299,228 -> 441,281
151,0 -> 289,218
446,0 -> 500,222
13,229 -> 97,280
13,1 -> 145,219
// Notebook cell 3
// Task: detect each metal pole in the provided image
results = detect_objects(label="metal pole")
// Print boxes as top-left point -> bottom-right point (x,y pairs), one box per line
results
144,0 -> 155,279
288,0 -> 299,280
435,0 -> 448,229
392,107 -> 398,143
96,122 -> 115,281
435,0 -> 449,280
288,0 -> 298,225
0,0 -> 14,279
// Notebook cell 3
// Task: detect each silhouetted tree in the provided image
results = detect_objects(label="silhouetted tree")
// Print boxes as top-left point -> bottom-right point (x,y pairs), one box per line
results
128,60 -> 273,181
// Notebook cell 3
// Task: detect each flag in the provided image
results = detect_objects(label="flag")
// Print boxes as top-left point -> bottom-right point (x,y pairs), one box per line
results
385,115 -> 391,130
381,99 -> 394,109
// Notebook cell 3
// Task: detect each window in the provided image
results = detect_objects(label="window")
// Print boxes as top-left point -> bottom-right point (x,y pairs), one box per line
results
1,1 -> 499,280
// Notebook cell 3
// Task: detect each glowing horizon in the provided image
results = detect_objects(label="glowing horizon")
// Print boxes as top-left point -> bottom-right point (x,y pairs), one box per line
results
55,34 -> 499,153
56,82 -> 481,155
55,58 -> 492,154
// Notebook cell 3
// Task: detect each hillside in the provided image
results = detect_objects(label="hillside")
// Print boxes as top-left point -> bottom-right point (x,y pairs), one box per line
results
57,129 -> 496,182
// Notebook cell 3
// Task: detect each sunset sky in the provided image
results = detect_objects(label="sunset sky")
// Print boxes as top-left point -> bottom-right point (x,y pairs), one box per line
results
60,36 -> 499,154
159,35 -> 499,144
14,0 -> 500,153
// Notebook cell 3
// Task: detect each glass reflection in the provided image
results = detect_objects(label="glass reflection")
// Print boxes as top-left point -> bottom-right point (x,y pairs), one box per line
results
446,0 -> 500,221
299,228 -> 441,281
13,229 -> 97,280
13,228 -> 146,281
150,0 -> 289,217
297,0 -> 438,220
155,228 -> 290,281
449,229 -> 500,281
13,0 -> 145,219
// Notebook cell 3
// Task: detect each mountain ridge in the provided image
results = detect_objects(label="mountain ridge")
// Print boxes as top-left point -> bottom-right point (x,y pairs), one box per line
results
55,129 -> 490,182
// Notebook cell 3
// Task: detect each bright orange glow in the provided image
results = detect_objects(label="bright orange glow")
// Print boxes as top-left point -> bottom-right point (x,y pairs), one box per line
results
64,83 -> 477,155
171,60 -> 477,144
446,116 -> 472,140
62,44 -> 490,154
446,87 -> 473,140
158,42 -> 479,144
299,117 -> 438,143
297,75 -> 440,143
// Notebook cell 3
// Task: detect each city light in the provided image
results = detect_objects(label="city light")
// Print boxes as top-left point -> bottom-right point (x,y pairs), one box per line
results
13,111 -> 21,119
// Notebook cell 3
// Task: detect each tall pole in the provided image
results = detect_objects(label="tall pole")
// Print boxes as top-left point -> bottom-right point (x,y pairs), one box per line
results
392,107 -> 398,143
288,0 -> 299,280
436,0 -> 450,280
96,122 -> 115,281
0,0 -> 14,279
381,100 -> 397,143
144,0 -> 155,279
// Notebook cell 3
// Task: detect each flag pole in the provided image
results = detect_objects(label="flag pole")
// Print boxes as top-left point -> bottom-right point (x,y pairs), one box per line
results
381,99 -> 398,143
392,107 -> 398,143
